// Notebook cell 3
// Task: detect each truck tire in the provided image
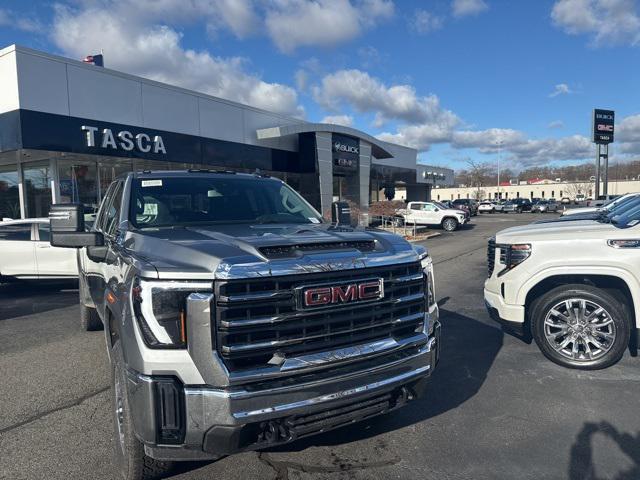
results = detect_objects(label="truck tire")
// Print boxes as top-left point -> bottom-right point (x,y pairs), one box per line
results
441,217 -> 458,232
530,284 -> 630,370
80,304 -> 102,331
112,341 -> 172,480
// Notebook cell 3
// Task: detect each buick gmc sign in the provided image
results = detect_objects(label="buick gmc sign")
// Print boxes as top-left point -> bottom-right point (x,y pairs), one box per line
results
331,134 -> 359,173
593,109 -> 615,144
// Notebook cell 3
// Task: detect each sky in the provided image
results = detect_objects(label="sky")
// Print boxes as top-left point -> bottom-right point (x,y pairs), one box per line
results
0,0 -> 639,172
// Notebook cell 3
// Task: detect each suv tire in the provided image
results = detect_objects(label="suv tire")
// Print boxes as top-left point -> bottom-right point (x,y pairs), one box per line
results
112,341 -> 172,480
530,284 -> 630,370
441,217 -> 458,232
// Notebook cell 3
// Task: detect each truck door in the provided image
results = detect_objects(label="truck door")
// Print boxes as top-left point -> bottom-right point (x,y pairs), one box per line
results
405,202 -> 425,224
421,203 -> 441,225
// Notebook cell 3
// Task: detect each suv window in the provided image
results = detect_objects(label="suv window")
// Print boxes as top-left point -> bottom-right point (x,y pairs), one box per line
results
0,223 -> 32,241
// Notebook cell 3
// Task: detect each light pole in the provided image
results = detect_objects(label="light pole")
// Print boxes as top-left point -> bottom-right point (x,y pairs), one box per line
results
496,139 -> 503,200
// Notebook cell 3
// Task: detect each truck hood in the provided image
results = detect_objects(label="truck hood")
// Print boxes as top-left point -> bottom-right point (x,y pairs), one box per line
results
123,223 -> 421,280
495,219 -> 614,244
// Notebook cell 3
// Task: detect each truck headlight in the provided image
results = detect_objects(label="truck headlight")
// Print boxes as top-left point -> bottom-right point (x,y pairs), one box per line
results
420,255 -> 436,335
131,278 -> 211,348
498,244 -> 531,276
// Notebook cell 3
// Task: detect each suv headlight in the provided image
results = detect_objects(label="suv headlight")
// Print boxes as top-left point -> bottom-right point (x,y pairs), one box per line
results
131,278 -> 211,348
498,244 -> 531,276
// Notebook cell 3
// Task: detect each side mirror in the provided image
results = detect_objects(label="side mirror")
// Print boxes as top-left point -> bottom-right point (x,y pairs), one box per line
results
49,203 -> 104,248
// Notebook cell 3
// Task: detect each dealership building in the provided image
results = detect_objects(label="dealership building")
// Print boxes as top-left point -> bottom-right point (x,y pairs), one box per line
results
0,44 -> 453,220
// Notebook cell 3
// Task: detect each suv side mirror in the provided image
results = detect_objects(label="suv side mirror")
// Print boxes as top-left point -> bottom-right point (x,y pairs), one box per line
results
50,203 -> 104,248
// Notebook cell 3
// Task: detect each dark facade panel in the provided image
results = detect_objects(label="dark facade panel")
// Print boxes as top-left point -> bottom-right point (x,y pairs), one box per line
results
10,109 -> 300,172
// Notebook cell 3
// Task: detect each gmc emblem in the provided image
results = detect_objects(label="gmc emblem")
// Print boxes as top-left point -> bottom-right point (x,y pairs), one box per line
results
298,279 -> 384,309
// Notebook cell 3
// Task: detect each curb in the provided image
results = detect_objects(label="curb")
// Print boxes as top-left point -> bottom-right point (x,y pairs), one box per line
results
408,232 -> 441,242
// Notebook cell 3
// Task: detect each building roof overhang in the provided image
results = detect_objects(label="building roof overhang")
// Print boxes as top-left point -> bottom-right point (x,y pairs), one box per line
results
256,123 -> 394,159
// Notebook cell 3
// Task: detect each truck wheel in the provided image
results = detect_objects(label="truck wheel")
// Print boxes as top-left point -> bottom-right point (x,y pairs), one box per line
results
112,342 -> 172,480
441,217 -> 458,232
530,284 -> 630,370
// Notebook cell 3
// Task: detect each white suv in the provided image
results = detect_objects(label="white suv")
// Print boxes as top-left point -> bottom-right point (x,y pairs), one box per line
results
484,214 -> 640,369
398,201 -> 467,231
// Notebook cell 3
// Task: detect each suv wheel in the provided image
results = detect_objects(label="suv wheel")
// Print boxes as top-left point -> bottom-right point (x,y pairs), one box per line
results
531,284 -> 630,370
112,342 -> 172,480
442,217 -> 458,232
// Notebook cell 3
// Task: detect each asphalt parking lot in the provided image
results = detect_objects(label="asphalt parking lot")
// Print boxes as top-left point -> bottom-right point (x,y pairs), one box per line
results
1,213 -> 639,480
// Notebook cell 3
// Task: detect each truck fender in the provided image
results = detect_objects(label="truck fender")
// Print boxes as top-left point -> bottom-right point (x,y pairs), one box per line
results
515,265 -> 640,329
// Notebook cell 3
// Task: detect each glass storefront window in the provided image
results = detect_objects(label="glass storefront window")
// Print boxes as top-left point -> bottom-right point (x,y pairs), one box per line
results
0,165 -> 20,219
58,160 -> 99,216
23,161 -> 53,218
99,159 -> 133,196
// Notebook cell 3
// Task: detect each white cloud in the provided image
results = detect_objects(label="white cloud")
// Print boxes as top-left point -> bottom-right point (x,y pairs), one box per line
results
452,0 -> 489,18
618,113 -> 640,153
321,115 -> 354,127
312,69 -> 460,127
549,83 -> 573,97
410,10 -> 444,34
548,120 -> 565,129
0,8 -> 43,32
264,0 -> 394,53
551,0 -> 640,46
51,1 -> 303,117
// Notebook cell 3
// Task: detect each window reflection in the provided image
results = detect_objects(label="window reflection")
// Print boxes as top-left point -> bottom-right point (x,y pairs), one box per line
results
23,162 -> 52,218
0,165 -> 20,219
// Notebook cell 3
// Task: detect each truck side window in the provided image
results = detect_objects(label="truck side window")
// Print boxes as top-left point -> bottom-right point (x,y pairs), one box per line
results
95,182 -> 117,233
105,182 -> 124,237
410,204 -> 422,211
423,203 -> 437,211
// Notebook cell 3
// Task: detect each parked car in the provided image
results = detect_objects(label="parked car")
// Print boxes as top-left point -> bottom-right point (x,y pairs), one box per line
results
560,197 -> 571,204
563,193 -> 639,217
452,198 -> 479,216
502,201 -> 517,213
398,201 -> 468,231
485,208 -> 640,370
536,195 -> 640,225
478,202 -> 495,213
0,218 -> 78,281
49,171 -> 441,479
575,194 -> 586,203
531,199 -> 559,213
493,200 -> 506,212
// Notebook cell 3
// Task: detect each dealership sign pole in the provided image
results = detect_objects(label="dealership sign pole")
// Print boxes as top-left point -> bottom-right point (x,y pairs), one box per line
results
592,109 -> 615,199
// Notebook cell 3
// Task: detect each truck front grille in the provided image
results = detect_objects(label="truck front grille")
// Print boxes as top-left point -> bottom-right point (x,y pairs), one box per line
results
487,237 -> 496,277
214,262 -> 425,371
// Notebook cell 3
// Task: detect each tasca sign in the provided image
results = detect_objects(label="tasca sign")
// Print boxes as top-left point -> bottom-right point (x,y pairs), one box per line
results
81,125 -> 167,154
592,109 -> 615,144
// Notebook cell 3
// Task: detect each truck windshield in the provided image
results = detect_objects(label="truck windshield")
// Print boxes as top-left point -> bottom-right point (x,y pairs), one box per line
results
130,176 -> 322,228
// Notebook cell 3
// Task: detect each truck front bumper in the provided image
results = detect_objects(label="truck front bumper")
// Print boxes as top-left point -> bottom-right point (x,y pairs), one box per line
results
126,319 -> 440,461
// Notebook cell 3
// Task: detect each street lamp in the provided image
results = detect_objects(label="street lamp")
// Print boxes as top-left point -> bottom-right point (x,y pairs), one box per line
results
496,139 -> 504,199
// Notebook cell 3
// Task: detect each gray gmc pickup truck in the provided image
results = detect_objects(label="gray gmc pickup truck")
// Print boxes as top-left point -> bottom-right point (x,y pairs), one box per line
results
49,170 -> 440,480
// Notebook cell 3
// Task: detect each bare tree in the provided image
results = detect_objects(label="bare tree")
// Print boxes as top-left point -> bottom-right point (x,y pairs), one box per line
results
565,181 -> 593,199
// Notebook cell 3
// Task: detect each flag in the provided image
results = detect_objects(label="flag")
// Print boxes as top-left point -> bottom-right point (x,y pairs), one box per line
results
82,54 -> 104,67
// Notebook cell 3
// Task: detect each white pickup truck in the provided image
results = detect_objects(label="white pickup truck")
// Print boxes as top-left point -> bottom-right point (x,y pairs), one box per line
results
485,207 -> 640,370
397,201 -> 468,232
